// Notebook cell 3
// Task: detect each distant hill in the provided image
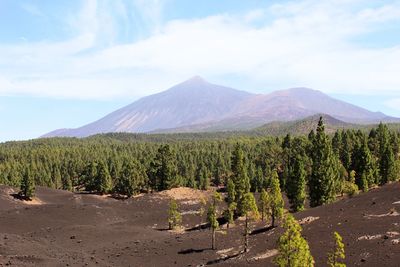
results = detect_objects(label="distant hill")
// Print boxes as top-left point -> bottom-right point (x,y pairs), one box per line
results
252,114 -> 356,136
43,76 -> 399,137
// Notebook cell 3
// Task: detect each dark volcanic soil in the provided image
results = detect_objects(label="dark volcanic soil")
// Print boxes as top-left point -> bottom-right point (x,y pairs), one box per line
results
0,183 -> 399,267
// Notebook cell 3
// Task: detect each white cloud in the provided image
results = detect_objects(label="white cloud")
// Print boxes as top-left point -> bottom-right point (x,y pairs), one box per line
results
1,0 -> 400,99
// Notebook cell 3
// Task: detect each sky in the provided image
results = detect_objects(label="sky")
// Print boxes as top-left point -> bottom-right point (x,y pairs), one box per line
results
1,0 -> 400,141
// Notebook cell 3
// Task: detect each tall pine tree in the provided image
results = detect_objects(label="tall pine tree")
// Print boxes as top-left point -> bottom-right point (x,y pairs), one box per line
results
309,117 -> 338,207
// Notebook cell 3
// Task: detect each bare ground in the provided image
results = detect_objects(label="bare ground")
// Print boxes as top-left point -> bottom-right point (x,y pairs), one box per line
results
0,183 -> 399,266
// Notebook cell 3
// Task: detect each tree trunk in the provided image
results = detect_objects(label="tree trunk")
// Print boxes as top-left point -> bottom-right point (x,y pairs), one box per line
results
272,213 -> 275,228
262,209 -> 265,222
244,214 -> 249,253
212,228 -> 216,250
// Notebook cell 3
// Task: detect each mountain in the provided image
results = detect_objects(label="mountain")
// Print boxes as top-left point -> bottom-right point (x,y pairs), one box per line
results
44,76 -> 399,137
44,76 -> 251,137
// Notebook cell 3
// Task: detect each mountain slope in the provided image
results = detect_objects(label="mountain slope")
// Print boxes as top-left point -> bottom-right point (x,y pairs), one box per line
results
44,77 -> 398,137
44,76 -> 252,137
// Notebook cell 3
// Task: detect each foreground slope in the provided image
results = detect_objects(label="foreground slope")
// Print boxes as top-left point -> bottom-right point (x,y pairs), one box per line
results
0,183 -> 399,266
44,77 -> 397,137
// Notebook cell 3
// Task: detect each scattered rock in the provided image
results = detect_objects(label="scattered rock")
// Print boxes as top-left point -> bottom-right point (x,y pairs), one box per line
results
299,216 -> 320,225
250,249 -> 279,261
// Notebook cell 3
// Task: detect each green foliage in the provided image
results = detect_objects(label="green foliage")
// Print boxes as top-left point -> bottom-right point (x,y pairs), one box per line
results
150,145 -> 178,191
376,123 -> 397,184
242,192 -> 259,252
168,199 -> 182,230
62,173 -> 73,191
351,137 -> 374,190
286,155 -> 307,212
207,192 -> 222,250
96,161 -> 113,194
259,188 -> 269,221
19,167 -> 35,200
327,232 -> 346,267
342,181 -> 359,197
309,117 -> 339,207
223,202 -> 237,228
226,178 -> 236,204
275,214 -> 315,267
0,121 -> 398,213
231,144 -> 251,214
114,160 -> 147,197
269,171 -> 284,227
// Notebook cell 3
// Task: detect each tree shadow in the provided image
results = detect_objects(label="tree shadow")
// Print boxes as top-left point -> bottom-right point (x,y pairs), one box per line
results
178,248 -> 212,254
185,222 -> 210,232
186,216 -> 229,232
10,193 -> 32,201
250,225 -> 275,236
155,227 -> 170,232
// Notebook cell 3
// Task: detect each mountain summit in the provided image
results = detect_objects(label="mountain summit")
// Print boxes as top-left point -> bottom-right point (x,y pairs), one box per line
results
44,77 -> 397,137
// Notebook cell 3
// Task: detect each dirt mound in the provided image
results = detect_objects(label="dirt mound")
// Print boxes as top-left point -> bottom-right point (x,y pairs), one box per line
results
155,187 -> 208,201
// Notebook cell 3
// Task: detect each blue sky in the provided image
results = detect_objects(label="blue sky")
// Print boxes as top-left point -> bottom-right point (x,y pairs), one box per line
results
1,0 -> 400,141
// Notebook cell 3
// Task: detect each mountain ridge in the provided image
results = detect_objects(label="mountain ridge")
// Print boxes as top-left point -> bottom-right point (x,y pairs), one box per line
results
43,76 -> 399,137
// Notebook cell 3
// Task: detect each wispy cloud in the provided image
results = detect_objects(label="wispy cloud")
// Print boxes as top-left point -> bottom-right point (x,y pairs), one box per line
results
1,0 -> 400,99
20,2 -> 43,17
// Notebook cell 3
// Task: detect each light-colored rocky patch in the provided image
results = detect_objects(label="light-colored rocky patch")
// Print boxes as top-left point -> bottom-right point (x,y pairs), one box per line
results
392,239 -> 400,245
358,234 -> 382,241
216,247 -> 234,257
181,210 -> 199,215
365,209 -> 400,218
358,231 -> 400,241
250,249 -> 279,261
299,216 -> 320,225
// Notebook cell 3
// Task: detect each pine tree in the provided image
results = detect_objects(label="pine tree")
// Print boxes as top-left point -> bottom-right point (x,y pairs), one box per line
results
96,162 -> 112,194
241,192 -> 259,252
351,137 -> 374,191
207,192 -> 222,250
19,167 -> 35,200
309,117 -> 339,207
150,145 -> 178,191
168,199 -> 182,230
53,166 -> 62,189
286,155 -> 307,212
340,131 -> 353,173
259,188 -> 269,222
197,165 -> 210,190
282,134 -> 292,190
332,131 -> 342,156
226,178 -> 236,204
270,171 -> 284,227
114,160 -> 146,197
275,213 -> 314,267
376,122 -> 396,184
380,144 -> 396,184
62,173 -> 73,191
231,144 -> 251,214
223,202 -> 237,229
327,232 -> 346,267
198,197 -> 207,225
